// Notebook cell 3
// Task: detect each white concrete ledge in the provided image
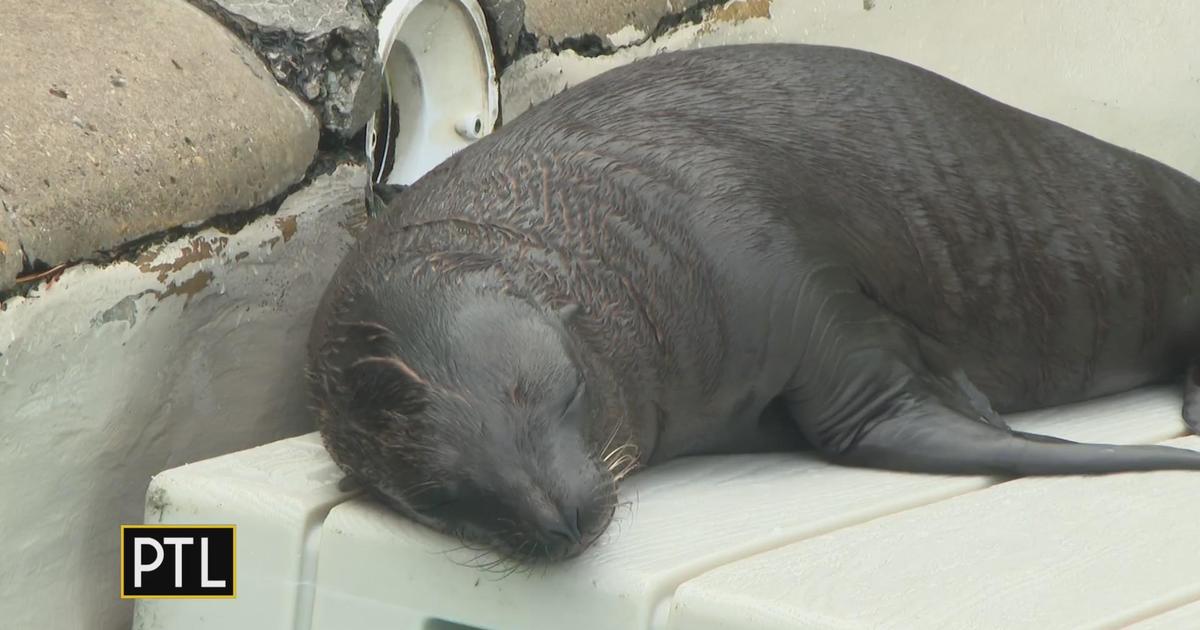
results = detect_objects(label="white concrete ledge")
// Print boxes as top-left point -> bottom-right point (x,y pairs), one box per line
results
133,433 -> 359,630
670,433 -> 1200,629
133,385 -> 1200,629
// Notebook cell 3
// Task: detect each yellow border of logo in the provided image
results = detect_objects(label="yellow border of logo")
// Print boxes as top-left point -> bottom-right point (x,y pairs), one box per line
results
119,524 -> 238,600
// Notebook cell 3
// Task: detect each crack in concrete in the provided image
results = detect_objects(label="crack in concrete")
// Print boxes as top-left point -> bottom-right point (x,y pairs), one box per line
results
183,0 -> 382,139
515,0 -> 748,63
135,236 -> 230,283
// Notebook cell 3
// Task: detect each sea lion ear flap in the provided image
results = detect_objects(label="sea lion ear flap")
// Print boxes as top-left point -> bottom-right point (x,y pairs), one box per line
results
342,356 -> 431,424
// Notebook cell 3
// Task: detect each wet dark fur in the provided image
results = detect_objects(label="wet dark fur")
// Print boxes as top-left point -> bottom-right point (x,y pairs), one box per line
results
308,43 -> 1200,563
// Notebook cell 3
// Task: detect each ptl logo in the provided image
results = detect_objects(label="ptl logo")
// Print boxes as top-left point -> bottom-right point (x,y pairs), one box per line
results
120,525 -> 236,599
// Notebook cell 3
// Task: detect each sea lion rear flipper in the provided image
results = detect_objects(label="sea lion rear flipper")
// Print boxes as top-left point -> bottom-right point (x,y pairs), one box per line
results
836,399 -> 1200,475
1008,430 -> 1077,445
1181,361 -> 1200,435
782,277 -> 1200,475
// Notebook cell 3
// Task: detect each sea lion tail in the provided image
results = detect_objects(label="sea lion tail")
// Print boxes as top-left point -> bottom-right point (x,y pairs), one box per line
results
840,400 -> 1200,476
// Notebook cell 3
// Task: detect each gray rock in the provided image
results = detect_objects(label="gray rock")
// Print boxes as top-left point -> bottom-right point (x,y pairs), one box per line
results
479,0 -> 533,67
360,0 -> 389,20
185,0 -> 383,138
0,0 -> 319,292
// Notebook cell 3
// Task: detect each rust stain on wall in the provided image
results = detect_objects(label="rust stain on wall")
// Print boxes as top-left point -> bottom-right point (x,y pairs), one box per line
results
157,270 -> 214,305
136,236 -> 229,282
702,0 -> 772,30
275,215 -> 298,243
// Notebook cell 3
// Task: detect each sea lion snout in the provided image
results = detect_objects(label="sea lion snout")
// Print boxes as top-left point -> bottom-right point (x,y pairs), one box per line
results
474,410 -> 617,561
519,488 -> 589,560
401,444 -> 611,563
393,410 -> 615,563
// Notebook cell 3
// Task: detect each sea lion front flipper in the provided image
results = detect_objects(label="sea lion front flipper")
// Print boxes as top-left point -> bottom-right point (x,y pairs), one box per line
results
1181,361 -> 1200,435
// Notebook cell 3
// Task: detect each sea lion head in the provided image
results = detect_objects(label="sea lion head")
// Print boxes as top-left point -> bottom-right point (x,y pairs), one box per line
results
309,275 -> 626,563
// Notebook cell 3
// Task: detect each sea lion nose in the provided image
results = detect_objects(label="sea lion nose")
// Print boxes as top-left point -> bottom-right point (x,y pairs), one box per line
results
532,503 -> 583,558
546,508 -> 582,545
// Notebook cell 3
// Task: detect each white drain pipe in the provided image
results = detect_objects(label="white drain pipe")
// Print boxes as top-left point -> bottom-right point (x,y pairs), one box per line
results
369,0 -> 499,186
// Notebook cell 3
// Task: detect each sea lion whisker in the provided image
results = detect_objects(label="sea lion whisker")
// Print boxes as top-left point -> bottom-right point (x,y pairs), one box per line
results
501,561 -> 522,580
460,551 -> 494,569
614,456 -> 641,479
335,320 -> 394,335
604,447 -> 635,465
477,555 -> 506,572
438,542 -> 472,556
480,551 -> 528,578
606,453 -> 636,474
465,547 -> 492,562
600,437 -> 639,462
602,441 -> 639,464
400,479 -> 439,492
512,541 -> 537,566
596,422 -> 623,461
